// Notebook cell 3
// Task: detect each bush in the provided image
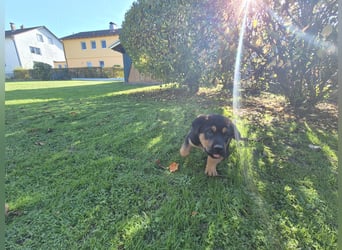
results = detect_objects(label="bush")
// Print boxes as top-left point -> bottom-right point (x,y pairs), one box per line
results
10,66 -> 124,81
65,67 -> 124,79
13,68 -> 31,80
32,62 -> 52,80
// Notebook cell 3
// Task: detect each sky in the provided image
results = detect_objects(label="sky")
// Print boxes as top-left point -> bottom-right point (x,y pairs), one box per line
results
5,0 -> 136,38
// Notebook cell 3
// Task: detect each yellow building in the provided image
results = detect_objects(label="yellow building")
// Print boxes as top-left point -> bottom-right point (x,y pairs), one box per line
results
61,23 -> 123,68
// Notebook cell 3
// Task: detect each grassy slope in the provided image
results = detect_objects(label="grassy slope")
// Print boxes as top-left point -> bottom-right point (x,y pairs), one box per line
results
5,81 -> 338,249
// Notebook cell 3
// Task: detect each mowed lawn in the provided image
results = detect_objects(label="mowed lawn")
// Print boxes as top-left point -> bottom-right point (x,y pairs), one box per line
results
5,81 -> 338,249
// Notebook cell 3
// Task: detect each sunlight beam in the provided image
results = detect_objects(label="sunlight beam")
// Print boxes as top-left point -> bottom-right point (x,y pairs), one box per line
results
232,0 -> 251,140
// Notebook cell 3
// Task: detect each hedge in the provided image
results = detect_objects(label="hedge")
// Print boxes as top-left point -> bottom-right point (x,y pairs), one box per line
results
10,67 -> 124,81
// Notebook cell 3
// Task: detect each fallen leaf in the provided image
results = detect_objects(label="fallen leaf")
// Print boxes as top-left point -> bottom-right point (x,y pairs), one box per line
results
169,162 -> 179,173
191,211 -> 198,216
35,141 -> 45,146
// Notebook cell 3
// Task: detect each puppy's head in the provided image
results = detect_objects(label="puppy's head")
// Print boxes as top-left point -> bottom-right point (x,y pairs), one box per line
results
192,114 -> 240,159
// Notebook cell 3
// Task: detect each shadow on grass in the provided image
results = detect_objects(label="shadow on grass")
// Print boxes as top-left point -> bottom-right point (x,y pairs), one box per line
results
242,98 -> 338,249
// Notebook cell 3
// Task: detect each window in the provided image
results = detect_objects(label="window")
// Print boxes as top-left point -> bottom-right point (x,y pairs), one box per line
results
29,46 -> 41,55
91,41 -> 96,49
48,37 -> 53,45
81,42 -> 87,50
101,40 -> 107,48
37,34 -> 44,42
99,61 -> 105,68
86,61 -> 92,67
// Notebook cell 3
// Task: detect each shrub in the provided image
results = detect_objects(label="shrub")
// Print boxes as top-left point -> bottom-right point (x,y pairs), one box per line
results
13,68 -> 31,80
32,62 -> 52,80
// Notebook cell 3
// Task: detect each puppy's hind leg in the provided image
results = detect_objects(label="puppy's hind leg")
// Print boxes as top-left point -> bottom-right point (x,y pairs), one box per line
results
180,137 -> 192,157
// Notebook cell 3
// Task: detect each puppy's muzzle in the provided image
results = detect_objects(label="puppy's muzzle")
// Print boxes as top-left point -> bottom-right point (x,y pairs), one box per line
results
213,144 -> 224,153
206,144 -> 225,159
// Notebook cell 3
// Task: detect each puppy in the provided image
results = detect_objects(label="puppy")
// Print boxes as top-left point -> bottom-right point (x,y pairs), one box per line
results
180,114 -> 240,176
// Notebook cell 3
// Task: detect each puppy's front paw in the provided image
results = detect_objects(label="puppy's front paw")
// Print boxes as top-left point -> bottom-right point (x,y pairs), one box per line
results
205,156 -> 222,176
205,165 -> 218,176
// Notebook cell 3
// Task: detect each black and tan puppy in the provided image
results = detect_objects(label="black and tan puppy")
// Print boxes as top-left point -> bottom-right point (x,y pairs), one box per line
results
180,114 -> 240,176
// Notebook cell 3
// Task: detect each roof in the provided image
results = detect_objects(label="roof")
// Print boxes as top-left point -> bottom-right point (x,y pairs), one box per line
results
61,28 -> 121,40
109,40 -> 125,54
5,26 -> 42,37
5,26 -> 61,42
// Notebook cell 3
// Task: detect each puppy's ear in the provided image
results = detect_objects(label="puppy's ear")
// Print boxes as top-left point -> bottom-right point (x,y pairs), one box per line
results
191,115 -> 208,134
227,122 -> 241,140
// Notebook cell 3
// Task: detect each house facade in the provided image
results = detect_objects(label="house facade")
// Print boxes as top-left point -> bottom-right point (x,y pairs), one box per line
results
5,23 -> 66,77
61,23 -> 123,69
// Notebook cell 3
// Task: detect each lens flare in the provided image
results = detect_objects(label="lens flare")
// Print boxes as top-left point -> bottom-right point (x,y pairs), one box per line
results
232,0 -> 251,141
268,8 -> 337,55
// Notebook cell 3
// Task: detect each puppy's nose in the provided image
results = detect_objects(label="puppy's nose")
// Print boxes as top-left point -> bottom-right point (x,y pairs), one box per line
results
213,144 -> 224,152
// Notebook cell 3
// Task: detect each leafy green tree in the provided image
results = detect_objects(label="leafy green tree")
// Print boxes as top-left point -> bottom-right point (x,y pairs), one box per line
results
121,0 -> 227,91
243,0 -> 337,109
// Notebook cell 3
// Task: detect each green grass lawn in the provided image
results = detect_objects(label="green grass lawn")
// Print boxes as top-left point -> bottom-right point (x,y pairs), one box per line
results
5,81 -> 338,249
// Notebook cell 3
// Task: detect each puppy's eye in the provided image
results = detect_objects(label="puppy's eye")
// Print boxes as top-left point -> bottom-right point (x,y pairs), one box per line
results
206,129 -> 214,137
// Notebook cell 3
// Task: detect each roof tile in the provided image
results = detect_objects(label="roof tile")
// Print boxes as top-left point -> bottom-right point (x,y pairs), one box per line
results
61,28 -> 121,40
5,26 -> 42,37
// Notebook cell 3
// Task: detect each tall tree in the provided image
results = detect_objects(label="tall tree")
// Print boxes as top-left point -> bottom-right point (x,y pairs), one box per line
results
121,0 -> 243,91
121,0 -> 201,91
243,0 -> 338,109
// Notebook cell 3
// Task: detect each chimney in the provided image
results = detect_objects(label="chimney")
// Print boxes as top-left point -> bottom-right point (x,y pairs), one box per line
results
10,22 -> 16,31
109,22 -> 117,31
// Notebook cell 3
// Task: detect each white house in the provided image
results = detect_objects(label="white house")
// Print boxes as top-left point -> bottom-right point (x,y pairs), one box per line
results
5,23 -> 66,78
